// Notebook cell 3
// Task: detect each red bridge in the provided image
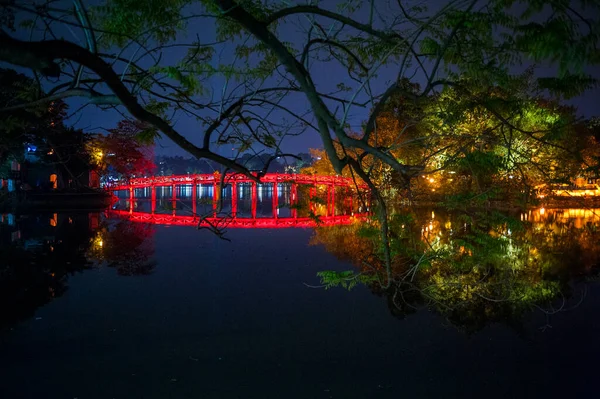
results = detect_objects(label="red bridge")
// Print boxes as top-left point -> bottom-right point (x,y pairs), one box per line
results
109,173 -> 370,228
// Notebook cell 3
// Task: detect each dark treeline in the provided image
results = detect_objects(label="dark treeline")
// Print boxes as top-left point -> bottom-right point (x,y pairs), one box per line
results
155,152 -> 314,176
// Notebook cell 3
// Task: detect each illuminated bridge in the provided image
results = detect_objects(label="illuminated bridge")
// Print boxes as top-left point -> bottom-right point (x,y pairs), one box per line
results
110,173 -> 370,228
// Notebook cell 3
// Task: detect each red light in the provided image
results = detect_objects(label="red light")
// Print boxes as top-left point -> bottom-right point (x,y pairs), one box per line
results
109,173 -> 370,228
108,210 -> 367,228
110,173 -> 368,191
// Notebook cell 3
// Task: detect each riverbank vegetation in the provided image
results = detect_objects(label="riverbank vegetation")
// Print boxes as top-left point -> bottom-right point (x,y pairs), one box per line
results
304,85 -> 600,208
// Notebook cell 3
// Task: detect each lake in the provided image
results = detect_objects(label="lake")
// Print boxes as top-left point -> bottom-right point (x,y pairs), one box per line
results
1,207 -> 599,398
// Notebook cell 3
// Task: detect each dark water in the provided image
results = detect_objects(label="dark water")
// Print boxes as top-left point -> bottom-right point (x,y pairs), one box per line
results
1,209 -> 599,398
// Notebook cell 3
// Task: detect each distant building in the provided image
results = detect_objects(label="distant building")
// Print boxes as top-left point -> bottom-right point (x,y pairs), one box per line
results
0,158 -> 21,193
1,144 -> 100,193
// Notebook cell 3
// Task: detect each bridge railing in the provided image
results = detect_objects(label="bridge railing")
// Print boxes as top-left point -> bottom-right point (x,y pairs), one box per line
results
108,173 -> 371,226
110,172 -> 368,190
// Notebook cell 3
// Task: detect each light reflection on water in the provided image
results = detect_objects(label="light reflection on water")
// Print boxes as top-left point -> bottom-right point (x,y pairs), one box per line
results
310,207 -> 600,332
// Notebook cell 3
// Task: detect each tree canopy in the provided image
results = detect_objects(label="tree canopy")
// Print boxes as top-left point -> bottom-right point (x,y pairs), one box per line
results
1,0 -> 598,184
88,119 -> 156,181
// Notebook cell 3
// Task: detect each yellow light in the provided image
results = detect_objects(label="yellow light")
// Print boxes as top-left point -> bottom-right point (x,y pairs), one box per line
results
429,178 -> 434,183
540,208 -> 545,215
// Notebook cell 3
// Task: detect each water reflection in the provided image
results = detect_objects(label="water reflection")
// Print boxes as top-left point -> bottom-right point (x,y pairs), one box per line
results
310,208 -> 600,332
4,206 -> 599,333
0,212 -> 155,329
87,220 -> 156,275
0,213 -> 96,329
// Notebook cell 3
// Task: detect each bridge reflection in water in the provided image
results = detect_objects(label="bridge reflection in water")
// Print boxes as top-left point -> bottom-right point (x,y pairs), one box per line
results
110,173 -> 370,228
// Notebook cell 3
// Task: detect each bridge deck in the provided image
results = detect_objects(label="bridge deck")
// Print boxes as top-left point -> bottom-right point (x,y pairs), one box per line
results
110,173 -> 367,191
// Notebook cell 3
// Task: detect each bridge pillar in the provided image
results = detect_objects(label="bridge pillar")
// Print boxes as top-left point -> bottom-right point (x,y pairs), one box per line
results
129,187 -> 134,214
251,182 -> 257,219
172,184 -> 177,215
309,185 -> 316,214
291,183 -> 297,219
325,185 -> 330,216
192,180 -> 197,216
349,190 -> 353,215
231,181 -> 237,218
151,185 -> 156,214
330,184 -> 335,217
272,182 -> 278,219
212,181 -> 218,217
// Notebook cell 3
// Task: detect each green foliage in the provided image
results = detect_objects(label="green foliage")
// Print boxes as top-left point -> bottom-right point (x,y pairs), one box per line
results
92,0 -> 192,46
419,37 -> 440,55
316,270 -> 376,291
415,72 -> 592,200
335,83 -> 353,92
308,210 -> 322,226
310,195 -> 327,206
537,74 -> 598,99
262,134 -> 277,148
357,224 -> 380,239
18,19 -> 35,29
313,206 -> 600,332
457,151 -> 504,178
514,17 -> 598,76
145,100 -> 171,122
135,125 -> 160,145
390,212 -> 415,227
148,64 -> 207,97
288,202 -> 304,211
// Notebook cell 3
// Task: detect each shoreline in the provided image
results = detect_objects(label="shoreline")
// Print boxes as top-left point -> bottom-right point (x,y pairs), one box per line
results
0,189 -> 114,212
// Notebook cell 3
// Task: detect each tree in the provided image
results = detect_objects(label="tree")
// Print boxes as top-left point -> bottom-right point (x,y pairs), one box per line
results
2,1 -> 596,176
41,126 -> 94,188
0,68 -> 68,164
0,68 -> 95,188
89,120 -> 156,181
411,79 -> 590,203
